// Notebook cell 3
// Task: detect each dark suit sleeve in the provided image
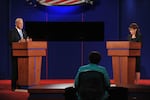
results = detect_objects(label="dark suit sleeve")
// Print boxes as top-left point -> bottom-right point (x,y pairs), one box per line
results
9,29 -> 20,45
9,30 -> 15,45
136,33 -> 142,42
9,29 -> 29,46
23,30 -> 28,39
128,34 -> 131,41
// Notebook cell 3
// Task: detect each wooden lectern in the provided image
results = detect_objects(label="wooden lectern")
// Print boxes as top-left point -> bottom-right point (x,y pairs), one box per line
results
106,41 -> 141,87
12,41 -> 47,86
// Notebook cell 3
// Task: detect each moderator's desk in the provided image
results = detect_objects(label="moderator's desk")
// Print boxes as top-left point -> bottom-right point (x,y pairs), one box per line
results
28,83 -> 150,100
28,83 -> 73,100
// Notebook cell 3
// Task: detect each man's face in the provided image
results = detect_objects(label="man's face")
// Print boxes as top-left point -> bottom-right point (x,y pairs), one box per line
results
16,19 -> 23,30
129,28 -> 137,35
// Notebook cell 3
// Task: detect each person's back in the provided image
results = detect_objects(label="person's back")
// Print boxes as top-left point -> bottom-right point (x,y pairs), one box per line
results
74,51 -> 110,100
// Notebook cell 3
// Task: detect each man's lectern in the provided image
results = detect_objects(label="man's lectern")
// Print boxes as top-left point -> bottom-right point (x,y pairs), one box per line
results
106,41 -> 141,87
12,41 -> 47,86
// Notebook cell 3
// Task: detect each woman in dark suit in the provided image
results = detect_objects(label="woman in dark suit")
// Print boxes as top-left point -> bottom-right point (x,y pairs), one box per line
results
128,23 -> 142,84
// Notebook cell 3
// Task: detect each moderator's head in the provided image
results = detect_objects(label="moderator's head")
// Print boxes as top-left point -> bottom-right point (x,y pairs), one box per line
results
89,51 -> 101,64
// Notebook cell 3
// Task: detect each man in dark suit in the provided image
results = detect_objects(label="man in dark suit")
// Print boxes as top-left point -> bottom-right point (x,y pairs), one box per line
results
9,18 -> 28,91
9,18 -> 27,43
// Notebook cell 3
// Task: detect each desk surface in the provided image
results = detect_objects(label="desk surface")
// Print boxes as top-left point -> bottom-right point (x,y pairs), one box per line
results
28,83 -> 74,93
28,83 -> 150,94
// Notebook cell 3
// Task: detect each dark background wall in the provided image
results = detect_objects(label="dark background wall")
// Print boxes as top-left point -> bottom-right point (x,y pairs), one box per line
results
0,0 -> 150,79
0,0 -> 10,79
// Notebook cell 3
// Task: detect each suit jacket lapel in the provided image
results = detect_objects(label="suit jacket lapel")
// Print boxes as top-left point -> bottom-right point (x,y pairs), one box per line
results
15,28 -> 21,40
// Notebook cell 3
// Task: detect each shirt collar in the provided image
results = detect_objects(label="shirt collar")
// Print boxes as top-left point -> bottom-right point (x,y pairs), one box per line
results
16,27 -> 22,32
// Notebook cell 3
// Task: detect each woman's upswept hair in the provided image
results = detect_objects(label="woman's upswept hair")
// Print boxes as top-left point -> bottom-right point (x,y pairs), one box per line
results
129,23 -> 140,33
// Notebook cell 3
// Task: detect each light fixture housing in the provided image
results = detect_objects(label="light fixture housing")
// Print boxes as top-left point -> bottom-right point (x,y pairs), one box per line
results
37,0 -> 93,6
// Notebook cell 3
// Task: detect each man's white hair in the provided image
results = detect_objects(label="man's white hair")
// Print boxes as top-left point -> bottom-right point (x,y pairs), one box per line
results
15,18 -> 23,25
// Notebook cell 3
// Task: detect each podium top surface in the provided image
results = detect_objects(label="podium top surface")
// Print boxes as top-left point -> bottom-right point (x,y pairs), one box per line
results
106,41 -> 141,49
12,41 -> 47,49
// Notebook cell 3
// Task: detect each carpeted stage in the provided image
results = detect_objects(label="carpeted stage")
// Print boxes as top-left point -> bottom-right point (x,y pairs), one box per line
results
0,79 -> 150,100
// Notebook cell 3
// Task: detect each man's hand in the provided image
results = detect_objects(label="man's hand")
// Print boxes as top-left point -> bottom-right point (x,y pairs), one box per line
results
26,37 -> 32,42
18,38 -> 26,43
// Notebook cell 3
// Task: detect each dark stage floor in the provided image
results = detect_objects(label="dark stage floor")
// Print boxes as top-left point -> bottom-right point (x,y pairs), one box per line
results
0,79 -> 150,100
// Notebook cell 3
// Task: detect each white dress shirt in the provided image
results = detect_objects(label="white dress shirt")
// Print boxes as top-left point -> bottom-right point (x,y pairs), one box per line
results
16,27 -> 23,39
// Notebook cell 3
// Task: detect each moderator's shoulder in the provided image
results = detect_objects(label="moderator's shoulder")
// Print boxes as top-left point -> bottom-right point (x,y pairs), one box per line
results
98,65 -> 106,70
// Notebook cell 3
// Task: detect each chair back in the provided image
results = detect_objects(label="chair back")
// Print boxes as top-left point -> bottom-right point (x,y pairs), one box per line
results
77,71 -> 107,100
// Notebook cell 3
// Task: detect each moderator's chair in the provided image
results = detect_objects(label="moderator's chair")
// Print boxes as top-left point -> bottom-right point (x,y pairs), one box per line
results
76,71 -> 108,100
